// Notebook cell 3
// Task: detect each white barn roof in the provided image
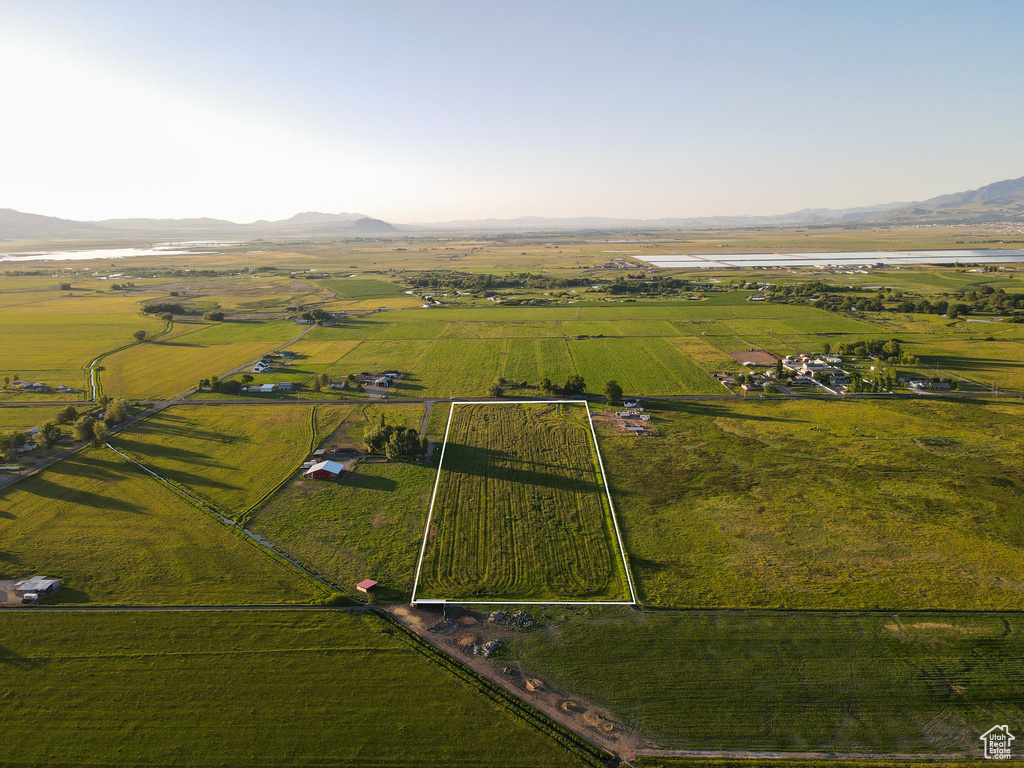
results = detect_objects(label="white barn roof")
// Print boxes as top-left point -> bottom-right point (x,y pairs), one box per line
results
304,460 -> 343,476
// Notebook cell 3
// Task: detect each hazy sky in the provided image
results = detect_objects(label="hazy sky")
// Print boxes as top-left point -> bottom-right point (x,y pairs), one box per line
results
2,1 -> 1023,222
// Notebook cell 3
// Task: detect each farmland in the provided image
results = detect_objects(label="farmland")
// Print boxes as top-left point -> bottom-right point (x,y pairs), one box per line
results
4,236 -> 1024,765
600,397 -> 1024,610
416,402 -> 630,602
100,319 -> 305,399
0,291 -> 166,395
0,447 -> 324,604
504,608 -> 1024,754
0,611 -> 591,768
251,461 -> 436,600
111,403 -> 352,520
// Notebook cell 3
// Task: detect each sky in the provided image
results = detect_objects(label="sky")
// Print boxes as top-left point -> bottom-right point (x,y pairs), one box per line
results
1,0 -> 1023,223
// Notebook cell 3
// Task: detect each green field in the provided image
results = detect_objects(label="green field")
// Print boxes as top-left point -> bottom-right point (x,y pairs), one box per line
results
601,398 -> 1024,609
0,611 -> 590,767
416,402 -> 631,602
100,320 -> 305,399
0,291 -> 166,394
0,447 -> 325,604
251,460 -> 436,600
0,406 -> 48,433
505,609 -> 1024,754
319,277 -> 407,299
111,403 -> 351,521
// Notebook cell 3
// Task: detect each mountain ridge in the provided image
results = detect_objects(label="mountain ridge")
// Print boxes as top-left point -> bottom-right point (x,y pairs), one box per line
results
2,174 -> 1022,238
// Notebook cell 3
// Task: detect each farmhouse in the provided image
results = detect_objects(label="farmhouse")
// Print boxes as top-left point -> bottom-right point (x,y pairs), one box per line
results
304,460 -> 343,479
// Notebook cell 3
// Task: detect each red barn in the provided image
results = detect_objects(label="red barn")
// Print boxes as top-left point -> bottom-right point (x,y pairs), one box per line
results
303,460 -> 343,479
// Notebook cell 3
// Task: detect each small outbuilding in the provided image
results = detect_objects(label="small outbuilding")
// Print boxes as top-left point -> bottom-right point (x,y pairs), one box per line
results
356,579 -> 378,594
304,460 -> 343,479
15,576 -> 61,594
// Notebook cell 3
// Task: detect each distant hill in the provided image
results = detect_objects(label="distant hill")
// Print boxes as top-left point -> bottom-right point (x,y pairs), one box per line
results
0,208 -> 107,238
3,174 -> 1024,240
413,201 -> 911,232
881,175 -> 1024,222
349,217 -> 397,233
0,208 -> 393,240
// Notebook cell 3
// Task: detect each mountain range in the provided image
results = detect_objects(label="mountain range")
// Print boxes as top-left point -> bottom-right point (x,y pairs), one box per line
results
2,175 -> 1023,239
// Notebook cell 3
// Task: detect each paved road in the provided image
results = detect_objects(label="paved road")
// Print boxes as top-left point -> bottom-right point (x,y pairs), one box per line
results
4,604 -> 362,612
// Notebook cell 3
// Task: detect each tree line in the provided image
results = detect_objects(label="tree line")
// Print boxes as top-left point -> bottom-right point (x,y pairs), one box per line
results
0,397 -> 132,460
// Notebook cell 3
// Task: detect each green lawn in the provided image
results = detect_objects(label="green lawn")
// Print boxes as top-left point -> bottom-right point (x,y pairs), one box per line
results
506,609 -> 1024,755
0,610 -> 590,767
416,403 -> 630,602
111,403 -> 352,521
0,447 -> 325,604
602,398 -> 1024,609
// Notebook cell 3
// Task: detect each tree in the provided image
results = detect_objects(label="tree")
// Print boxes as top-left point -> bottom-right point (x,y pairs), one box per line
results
604,380 -> 623,404
563,375 -> 586,397
104,397 -> 129,427
881,339 -> 902,359
1,430 -> 27,460
204,311 -> 225,321
2,376 -> 8,388
93,421 -> 108,444
488,378 -> 504,398
73,415 -> 96,442
132,330 -> 147,342
365,415 -> 426,460
539,378 -> 554,395
775,358 -> 784,379
241,374 -> 254,385
160,312 -> 174,322
56,406 -> 79,424
40,422 -> 62,449
58,282 -> 72,290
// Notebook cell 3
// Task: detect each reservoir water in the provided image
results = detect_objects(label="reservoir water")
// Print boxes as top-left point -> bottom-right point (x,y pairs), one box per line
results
0,241 -> 240,263
645,249 -> 1024,269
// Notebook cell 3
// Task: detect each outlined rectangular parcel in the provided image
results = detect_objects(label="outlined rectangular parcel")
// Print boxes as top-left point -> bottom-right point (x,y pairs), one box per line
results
412,401 -> 635,604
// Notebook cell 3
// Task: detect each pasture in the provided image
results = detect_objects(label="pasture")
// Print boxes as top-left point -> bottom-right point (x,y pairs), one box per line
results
601,397 -> 1024,609
251,461 -> 436,601
0,447 -> 324,604
415,402 -> 631,602
0,611 -> 589,768
111,403 -> 352,520
506,608 -> 1024,754
0,290 -> 165,395
100,320 -> 305,399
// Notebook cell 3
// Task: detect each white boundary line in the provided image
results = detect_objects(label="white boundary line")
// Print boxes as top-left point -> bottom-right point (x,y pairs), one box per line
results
410,401 -> 456,601
410,399 -> 637,606
584,399 -> 638,604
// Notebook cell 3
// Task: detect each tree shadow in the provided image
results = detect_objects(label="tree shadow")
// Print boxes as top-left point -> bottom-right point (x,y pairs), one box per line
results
336,472 -> 398,492
0,642 -> 39,668
658,400 -> 808,423
112,436 -> 234,466
24,476 -> 142,513
440,442 -> 603,494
